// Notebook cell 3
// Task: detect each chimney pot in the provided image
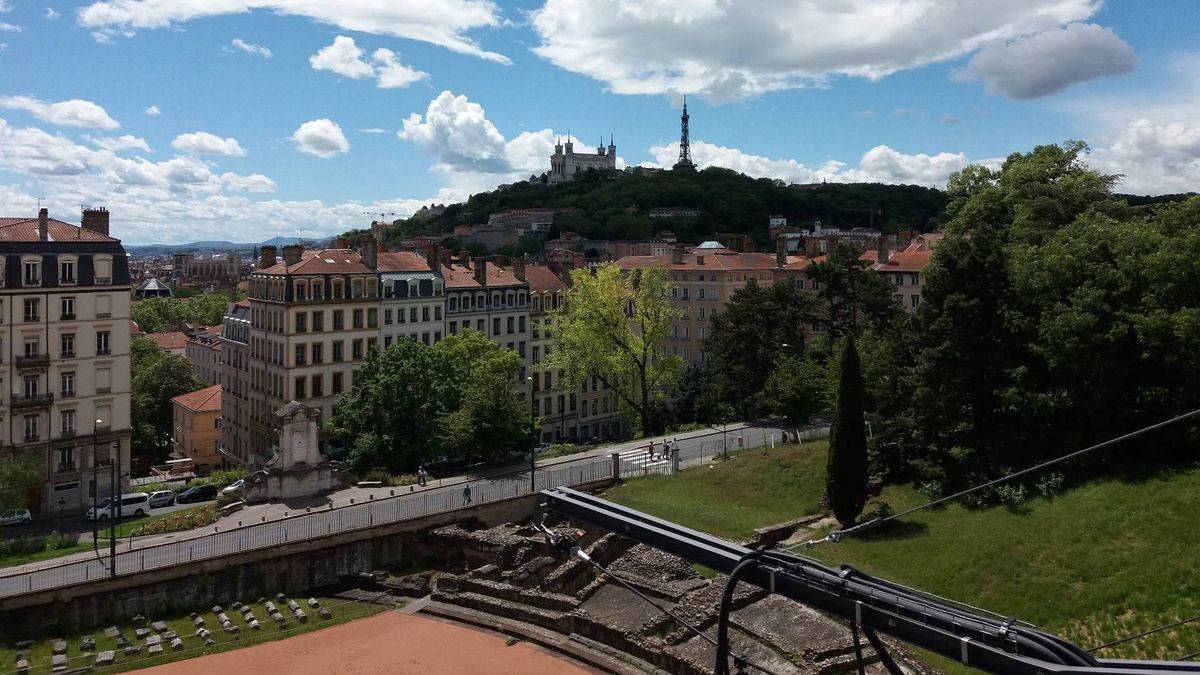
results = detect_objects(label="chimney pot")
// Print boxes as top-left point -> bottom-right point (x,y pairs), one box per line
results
260,246 -> 277,269
775,237 -> 787,268
513,258 -> 526,282
424,244 -> 440,271
38,208 -> 48,242
81,206 -> 110,237
335,237 -> 348,249
671,243 -> 684,265
358,234 -> 377,270
473,257 -> 488,285
282,244 -> 303,266
876,236 -> 891,265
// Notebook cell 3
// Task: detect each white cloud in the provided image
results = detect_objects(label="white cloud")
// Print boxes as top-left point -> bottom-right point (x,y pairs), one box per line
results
86,134 -> 153,153
226,37 -> 271,58
0,21 -> 21,32
45,8 -> 60,19
77,0 -> 508,62
309,36 -> 427,89
0,117 -> 102,175
171,131 -> 247,157
1090,119 -> 1200,194
958,23 -> 1136,99
644,140 -> 974,188
144,105 -> 160,116
291,119 -> 349,158
358,128 -> 386,134
529,0 -> 1107,102
0,95 -> 119,130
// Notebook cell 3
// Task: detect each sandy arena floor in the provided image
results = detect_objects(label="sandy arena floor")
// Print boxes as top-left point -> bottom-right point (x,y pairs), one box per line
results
144,610 -> 592,675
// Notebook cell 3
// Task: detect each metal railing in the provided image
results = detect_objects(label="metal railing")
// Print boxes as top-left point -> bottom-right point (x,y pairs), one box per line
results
0,424 -> 812,600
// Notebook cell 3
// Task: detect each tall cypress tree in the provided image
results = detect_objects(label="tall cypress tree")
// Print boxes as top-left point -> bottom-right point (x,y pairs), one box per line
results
826,338 -> 868,527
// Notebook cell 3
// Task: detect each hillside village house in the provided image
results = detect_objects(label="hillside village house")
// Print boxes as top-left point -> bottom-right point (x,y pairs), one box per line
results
0,207 -> 132,513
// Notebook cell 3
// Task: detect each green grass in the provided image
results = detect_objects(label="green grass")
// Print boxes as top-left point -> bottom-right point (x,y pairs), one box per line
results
602,441 -> 1200,665
0,542 -> 94,569
0,594 -> 385,673
98,505 -> 216,538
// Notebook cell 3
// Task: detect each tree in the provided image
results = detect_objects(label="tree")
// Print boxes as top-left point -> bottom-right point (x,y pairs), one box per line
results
434,331 -> 536,464
764,355 -> 828,425
547,263 -> 682,435
804,243 -> 897,343
328,339 -> 457,474
131,336 -> 204,463
704,277 -> 816,416
826,339 -> 868,526
0,454 -> 41,511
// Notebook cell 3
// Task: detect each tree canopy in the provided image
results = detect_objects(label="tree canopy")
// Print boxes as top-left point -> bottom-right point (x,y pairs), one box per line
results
131,293 -> 230,333
131,336 -> 205,463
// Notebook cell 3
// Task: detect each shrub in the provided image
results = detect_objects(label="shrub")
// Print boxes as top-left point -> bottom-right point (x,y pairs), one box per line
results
43,531 -> 75,551
190,469 -> 247,489
1035,471 -> 1065,498
917,481 -> 944,501
997,484 -> 1028,507
0,531 -> 76,557
129,505 -> 218,537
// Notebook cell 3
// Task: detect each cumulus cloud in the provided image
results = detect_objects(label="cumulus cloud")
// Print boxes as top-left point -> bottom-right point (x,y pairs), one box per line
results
171,131 -> 247,157
46,8 -> 60,19
358,128 -> 386,134
644,140 -> 974,188
144,105 -> 160,116
0,95 -> 119,129
958,23 -> 1136,99
292,119 -> 349,158
225,37 -> 271,57
77,0 -> 508,62
529,0 -> 1110,102
86,134 -> 152,153
0,21 -> 21,32
1089,119 -> 1200,194
309,36 -> 427,89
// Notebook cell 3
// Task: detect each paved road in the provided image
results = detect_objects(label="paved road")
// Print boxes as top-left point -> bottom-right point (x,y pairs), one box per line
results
0,420 -> 821,594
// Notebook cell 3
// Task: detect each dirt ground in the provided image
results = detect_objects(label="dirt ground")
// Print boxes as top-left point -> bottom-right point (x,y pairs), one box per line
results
144,610 -> 592,675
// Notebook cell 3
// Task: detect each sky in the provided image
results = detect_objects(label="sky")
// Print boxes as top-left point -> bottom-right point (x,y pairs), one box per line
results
0,0 -> 1198,244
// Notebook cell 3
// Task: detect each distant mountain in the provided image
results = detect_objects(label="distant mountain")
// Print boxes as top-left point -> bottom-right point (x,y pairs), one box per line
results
125,235 -> 327,255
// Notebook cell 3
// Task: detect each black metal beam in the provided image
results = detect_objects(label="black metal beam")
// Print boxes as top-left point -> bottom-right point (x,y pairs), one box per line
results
539,487 -> 1199,675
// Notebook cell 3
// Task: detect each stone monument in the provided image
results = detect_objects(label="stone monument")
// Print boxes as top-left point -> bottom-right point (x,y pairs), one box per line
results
244,401 -> 347,502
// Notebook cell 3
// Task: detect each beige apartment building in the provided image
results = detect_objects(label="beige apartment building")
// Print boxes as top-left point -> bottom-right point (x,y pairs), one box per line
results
215,299 -> 253,465
378,249 -> 445,348
171,384 -> 223,474
443,255 -> 531,393
618,242 -> 777,363
242,242 -> 380,459
0,208 -> 131,514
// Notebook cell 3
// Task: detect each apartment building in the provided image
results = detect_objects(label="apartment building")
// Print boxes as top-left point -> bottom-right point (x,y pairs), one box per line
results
170,384 -> 223,474
378,249 -> 445,348
244,242 -> 380,457
443,255 -> 531,397
186,332 -> 222,385
618,242 -> 777,363
215,299 -> 253,465
0,207 -> 131,514
872,239 -> 935,312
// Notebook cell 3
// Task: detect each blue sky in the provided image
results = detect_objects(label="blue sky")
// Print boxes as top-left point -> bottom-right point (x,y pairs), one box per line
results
0,1 -> 1197,244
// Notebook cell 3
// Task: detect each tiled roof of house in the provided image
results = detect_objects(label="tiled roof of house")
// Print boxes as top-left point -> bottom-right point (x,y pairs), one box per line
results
171,384 -> 221,413
442,260 -> 525,289
256,249 -> 373,275
874,248 -> 934,273
146,331 -> 189,351
377,251 -> 433,273
618,250 -> 779,272
513,263 -> 566,293
0,216 -> 119,242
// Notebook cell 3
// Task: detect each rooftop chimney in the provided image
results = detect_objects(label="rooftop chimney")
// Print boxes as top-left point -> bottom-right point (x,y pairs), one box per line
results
424,244 -> 440,272
335,236 -> 348,250
441,249 -> 453,267
260,245 -> 277,268
282,244 -> 303,266
458,250 -> 471,267
473,257 -> 488,285
804,237 -> 821,258
876,236 -> 891,265
672,243 -> 685,265
513,258 -> 526,282
378,241 -> 388,253
81,207 -> 109,237
37,208 -> 48,242
358,234 -> 377,270
776,237 -> 787,268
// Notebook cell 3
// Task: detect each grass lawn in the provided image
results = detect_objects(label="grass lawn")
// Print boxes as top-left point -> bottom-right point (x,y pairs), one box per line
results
0,593 -> 386,673
0,542 -> 94,569
601,441 -> 1200,665
96,505 -> 216,539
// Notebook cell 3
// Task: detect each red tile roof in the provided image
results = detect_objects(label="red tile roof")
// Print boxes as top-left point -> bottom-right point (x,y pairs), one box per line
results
256,249 -> 373,275
146,331 -> 188,351
0,216 -> 119,242
377,251 -> 432,273
509,263 -> 566,293
618,250 -> 779,272
442,260 -> 524,289
171,384 -> 221,413
874,249 -> 933,273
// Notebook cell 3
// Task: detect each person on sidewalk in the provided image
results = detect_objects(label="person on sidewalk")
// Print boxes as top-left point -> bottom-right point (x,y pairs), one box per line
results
462,484 -> 472,505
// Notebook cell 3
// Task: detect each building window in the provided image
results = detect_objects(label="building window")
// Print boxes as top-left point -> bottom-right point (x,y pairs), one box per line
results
60,373 -> 75,397
60,409 -> 75,437
518,341 -> 526,358
60,260 -> 76,284
910,294 -> 920,308
384,309 -> 393,325
23,261 -> 40,286
23,414 -> 38,442
60,296 -> 75,319
311,374 -> 323,397
492,318 -> 500,335
96,331 -> 110,356
23,298 -> 39,322
332,341 -> 344,362
61,333 -> 75,358
294,376 -> 306,399
409,307 -> 418,323
312,343 -> 323,364
295,312 -> 307,333
312,311 -> 324,332
519,316 -> 526,333
367,308 -> 378,328
332,371 -> 343,395
332,310 -> 344,330
24,338 -> 39,358
57,446 -> 75,472
434,306 -> 442,320
294,344 -> 306,366
449,321 -> 457,334
352,339 -> 363,360
353,309 -> 364,329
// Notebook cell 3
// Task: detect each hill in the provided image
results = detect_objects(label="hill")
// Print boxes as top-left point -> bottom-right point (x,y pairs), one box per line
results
383,167 -> 951,247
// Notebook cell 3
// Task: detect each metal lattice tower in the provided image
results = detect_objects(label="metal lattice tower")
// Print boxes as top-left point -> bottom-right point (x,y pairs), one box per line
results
674,95 -> 696,171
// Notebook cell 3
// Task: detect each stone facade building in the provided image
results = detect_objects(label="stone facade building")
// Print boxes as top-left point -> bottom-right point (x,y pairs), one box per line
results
216,299 -> 253,465
378,249 -> 446,348
548,136 -> 616,184
186,333 -> 222,385
0,207 -> 132,514
171,384 -> 223,474
443,255 -> 531,397
172,252 -> 242,282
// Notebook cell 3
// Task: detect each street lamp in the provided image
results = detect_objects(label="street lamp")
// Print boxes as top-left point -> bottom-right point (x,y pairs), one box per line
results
56,497 -> 65,534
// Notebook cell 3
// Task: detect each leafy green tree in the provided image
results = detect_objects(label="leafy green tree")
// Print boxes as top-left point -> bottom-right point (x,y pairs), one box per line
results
672,362 -> 721,425
328,339 -> 457,473
826,339 -> 868,526
804,243 -> 896,343
764,355 -> 828,425
704,277 -> 815,416
131,336 -> 204,463
547,263 -> 682,435
0,454 -> 41,511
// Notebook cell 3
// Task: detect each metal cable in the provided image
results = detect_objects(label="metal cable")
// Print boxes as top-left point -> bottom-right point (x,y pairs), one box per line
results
1089,614 -> 1200,652
783,408 -> 1200,551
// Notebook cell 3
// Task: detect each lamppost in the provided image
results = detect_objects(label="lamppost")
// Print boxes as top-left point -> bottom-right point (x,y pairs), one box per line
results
56,497 -> 65,534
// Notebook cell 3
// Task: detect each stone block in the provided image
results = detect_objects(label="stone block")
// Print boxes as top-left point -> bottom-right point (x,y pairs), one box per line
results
242,612 -> 255,623
51,654 -> 67,672
224,625 -> 239,634
103,627 -> 120,639
162,630 -> 177,640
293,609 -> 308,622
80,636 -> 95,652
193,616 -> 205,627
211,605 -> 223,614
134,628 -> 151,639
170,638 -> 183,651
196,628 -> 211,639
248,620 -> 261,630
115,637 -> 130,649
216,612 -> 230,624
15,658 -> 28,674
204,639 -> 216,647
307,598 -> 319,608
275,593 -> 286,602
123,646 -> 141,656
95,651 -> 116,666
148,643 -> 163,656
145,635 -> 161,646
15,649 -> 29,660
132,615 -> 147,627
15,640 -> 34,649
151,621 -> 168,633
286,599 -> 300,612
271,613 -> 285,623
51,640 -> 67,654
264,601 -> 277,613
318,607 -> 332,619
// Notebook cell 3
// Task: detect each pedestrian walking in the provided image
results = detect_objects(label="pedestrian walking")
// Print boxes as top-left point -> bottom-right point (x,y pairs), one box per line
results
417,466 -> 427,487
648,441 -> 656,462
462,484 -> 472,505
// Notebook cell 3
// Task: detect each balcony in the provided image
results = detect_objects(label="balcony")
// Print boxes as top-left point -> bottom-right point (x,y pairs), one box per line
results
58,429 -> 79,440
60,313 -> 75,321
15,353 -> 50,369
11,393 -> 53,408
56,461 -> 76,473
95,423 -> 111,433
95,276 -> 112,285
96,386 -> 111,395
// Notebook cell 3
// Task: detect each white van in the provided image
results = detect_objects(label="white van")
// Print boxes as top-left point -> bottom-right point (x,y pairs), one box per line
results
86,493 -> 151,521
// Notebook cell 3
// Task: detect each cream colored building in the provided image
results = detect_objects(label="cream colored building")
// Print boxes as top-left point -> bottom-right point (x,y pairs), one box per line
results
548,137 -> 617,183
378,249 -> 446,348
0,208 -> 131,514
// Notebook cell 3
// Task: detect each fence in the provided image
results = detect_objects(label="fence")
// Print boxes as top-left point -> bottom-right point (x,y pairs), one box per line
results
0,424 -> 822,600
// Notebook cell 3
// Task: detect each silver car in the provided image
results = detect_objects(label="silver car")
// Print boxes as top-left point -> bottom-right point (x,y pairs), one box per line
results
148,490 -> 175,508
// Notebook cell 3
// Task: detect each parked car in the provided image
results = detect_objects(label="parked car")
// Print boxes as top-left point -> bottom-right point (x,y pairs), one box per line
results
175,484 -> 218,504
220,479 -> 245,497
0,508 -> 32,526
533,442 -> 552,454
86,493 -> 150,521
148,490 -> 175,508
